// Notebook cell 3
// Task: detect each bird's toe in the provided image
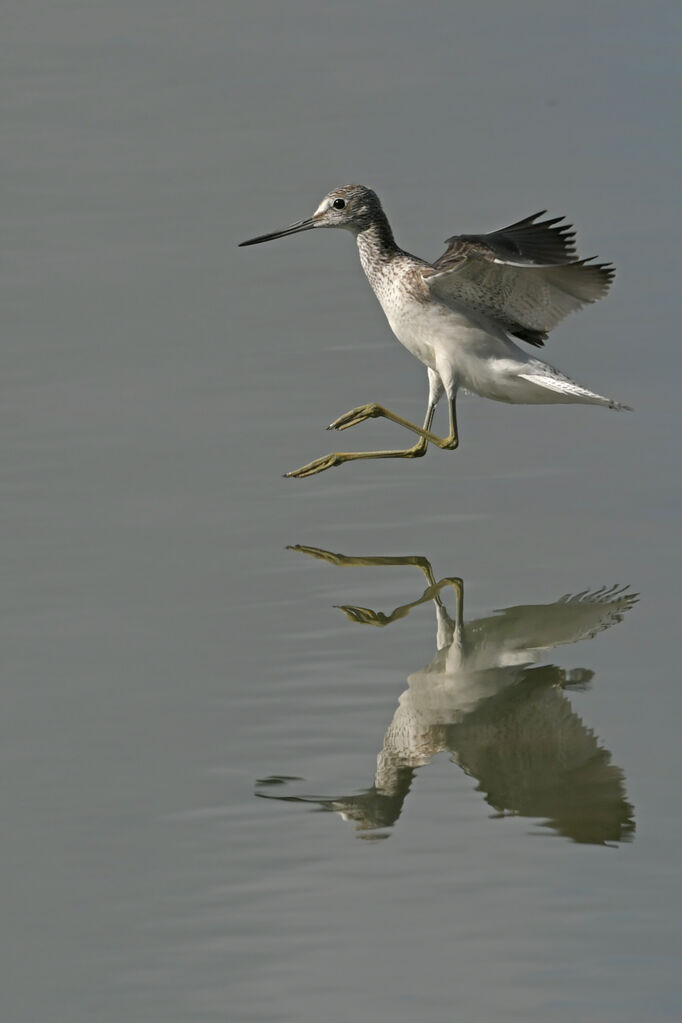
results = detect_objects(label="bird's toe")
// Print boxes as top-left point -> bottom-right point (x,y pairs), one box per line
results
284,452 -> 342,478
328,403 -> 381,431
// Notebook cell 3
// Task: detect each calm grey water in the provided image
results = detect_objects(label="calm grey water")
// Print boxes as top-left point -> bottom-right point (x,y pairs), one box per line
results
4,2 -> 682,1020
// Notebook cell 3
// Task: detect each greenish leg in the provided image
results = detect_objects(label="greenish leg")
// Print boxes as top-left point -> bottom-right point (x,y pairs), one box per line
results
285,398 -> 457,479
329,396 -> 458,449
336,575 -> 463,628
288,545 -> 463,630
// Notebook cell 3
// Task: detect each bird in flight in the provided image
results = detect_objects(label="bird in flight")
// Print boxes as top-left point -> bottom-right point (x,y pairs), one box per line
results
240,185 -> 629,478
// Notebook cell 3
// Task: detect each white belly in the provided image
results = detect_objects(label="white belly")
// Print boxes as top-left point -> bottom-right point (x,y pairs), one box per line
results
383,295 -> 479,371
383,293 -> 521,392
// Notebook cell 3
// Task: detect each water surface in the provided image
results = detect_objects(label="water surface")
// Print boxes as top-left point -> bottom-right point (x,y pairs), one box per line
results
4,2 -> 681,1020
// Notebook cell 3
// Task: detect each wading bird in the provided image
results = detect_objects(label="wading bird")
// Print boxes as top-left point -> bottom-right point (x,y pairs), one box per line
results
240,186 -> 629,478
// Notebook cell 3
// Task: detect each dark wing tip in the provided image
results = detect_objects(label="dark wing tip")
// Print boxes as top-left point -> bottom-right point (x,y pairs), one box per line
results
590,259 -> 616,276
511,210 -> 548,225
545,258 -> 616,305
578,258 -> 616,286
442,211 -> 584,268
511,327 -> 548,347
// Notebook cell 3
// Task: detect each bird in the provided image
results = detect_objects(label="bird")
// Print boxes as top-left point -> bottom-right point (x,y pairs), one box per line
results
239,185 -> 630,479
258,545 -> 637,843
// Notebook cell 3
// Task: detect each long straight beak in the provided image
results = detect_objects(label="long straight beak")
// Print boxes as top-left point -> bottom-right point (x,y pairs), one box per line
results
239,216 -> 317,247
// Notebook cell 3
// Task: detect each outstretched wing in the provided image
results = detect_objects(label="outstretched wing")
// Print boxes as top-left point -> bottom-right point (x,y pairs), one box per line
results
422,212 -> 615,347
490,585 -> 638,650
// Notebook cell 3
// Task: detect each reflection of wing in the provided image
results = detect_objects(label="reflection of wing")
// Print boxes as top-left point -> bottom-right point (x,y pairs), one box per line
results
261,665 -> 635,844
422,212 -> 614,347
448,666 -> 635,845
468,586 -> 637,658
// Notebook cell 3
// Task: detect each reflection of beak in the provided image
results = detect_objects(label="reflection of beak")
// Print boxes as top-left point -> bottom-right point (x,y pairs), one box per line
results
239,216 -> 317,247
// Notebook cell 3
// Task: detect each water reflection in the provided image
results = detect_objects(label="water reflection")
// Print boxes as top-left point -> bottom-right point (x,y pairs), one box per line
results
259,547 -> 636,845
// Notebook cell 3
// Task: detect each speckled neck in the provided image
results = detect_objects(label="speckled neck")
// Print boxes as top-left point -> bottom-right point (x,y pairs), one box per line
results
356,211 -> 398,283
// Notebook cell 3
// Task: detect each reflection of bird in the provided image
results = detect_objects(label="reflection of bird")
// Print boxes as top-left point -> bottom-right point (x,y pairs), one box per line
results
258,548 -> 636,844
240,186 -> 629,478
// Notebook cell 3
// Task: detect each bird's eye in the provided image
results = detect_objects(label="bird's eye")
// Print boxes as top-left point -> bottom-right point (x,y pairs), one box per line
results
332,198 -> 346,210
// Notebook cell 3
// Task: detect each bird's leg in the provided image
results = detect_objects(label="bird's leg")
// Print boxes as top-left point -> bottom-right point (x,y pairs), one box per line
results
328,393 -> 458,450
288,545 -> 462,629
287,545 -> 438,584
284,401 -> 435,478
285,396 -> 457,479
338,577 -> 462,628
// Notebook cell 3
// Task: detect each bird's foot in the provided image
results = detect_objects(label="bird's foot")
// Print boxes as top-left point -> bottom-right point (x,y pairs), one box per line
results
327,403 -> 382,432
287,544 -> 347,565
284,452 -> 344,478
334,604 -> 389,627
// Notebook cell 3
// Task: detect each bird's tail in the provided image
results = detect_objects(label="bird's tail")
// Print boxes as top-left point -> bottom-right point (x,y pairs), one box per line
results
517,371 -> 633,410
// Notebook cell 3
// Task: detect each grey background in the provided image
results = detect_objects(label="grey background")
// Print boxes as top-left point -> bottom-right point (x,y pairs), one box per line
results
3,1 -> 681,1020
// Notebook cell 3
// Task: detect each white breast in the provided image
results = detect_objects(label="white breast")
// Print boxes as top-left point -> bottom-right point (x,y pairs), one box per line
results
383,294 -> 444,368
357,238 -> 511,381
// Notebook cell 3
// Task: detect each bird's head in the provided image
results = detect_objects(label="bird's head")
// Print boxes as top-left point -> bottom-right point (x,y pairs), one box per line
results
239,185 -> 382,246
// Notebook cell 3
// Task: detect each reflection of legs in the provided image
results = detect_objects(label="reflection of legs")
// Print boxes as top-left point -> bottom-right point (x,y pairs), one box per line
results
285,371 -> 458,479
288,544 -> 463,628
288,545 -> 438,585
338,576 -> 462,628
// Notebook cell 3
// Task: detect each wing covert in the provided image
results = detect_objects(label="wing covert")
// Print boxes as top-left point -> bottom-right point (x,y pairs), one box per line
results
425,212 -> 615,346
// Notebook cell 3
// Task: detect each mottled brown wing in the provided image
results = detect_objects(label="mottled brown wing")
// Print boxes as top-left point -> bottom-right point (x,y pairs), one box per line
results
424,212 -> 615,347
